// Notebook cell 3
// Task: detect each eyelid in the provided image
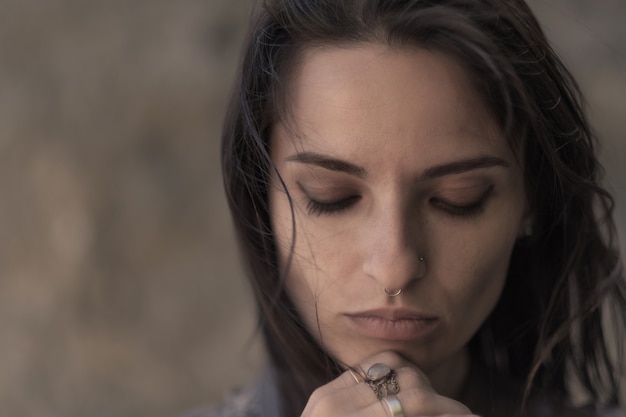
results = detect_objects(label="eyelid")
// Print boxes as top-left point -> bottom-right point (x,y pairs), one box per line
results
430,185 -> 494,217
306,195 -> 361,216
433,183 -> 493,203
295,181 -> 361,216
296,181 -> 356,200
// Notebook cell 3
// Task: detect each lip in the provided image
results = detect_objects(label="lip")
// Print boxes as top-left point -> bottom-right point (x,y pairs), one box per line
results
345,308 -> 439,342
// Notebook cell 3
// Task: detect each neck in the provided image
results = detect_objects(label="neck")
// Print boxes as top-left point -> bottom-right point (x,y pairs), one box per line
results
427,348 -> 470,399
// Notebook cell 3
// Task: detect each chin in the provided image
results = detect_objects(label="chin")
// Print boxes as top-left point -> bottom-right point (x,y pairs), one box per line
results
331,339 -> 437,369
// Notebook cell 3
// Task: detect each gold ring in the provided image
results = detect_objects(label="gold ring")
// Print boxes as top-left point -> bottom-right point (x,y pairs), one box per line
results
347,368 -> 363,383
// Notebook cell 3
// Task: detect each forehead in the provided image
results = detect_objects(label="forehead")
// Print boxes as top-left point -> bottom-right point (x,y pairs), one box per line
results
273,43 -> 512,170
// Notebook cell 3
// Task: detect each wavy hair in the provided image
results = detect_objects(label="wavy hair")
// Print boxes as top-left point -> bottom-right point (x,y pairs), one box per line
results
221,0 -> 626,415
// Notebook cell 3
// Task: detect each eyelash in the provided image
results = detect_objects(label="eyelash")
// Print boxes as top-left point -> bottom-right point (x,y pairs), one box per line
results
306,195 -> 361,216
430,198 -> 487,217
431,186 -> 494,218
431,186 -> 493,217
305,186 -> 493,218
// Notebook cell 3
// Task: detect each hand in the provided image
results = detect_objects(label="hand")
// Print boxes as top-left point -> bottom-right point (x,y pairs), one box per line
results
301,351 -> 478,417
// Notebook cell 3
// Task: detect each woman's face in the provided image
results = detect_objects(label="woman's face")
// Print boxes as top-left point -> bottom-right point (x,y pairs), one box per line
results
269,44 -> 531,389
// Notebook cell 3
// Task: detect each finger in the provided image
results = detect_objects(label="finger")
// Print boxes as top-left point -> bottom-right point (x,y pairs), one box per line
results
347,367 -> 365,383
394,365 -> 433,391
356,394 -> 474,417
411,415 -> 480,417
413,415 -> 480,417
302,377 -> 377,417
310,368 -> 367,401
356,351 -> 415,372
344,351 -> 474,416
394,388 -> 473,416
355,352 -> 433,397
357,351 -> 432,387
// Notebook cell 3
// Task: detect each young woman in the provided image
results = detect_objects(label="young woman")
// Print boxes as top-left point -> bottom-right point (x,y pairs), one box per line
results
205,1 -> 626,416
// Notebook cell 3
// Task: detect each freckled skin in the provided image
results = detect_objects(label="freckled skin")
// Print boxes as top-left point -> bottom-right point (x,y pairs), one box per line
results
269,43 -> 531,397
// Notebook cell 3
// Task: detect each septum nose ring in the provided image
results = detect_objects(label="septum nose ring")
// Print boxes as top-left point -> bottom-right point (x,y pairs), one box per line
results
384,257 -> 425,297
384,288 -> 402,297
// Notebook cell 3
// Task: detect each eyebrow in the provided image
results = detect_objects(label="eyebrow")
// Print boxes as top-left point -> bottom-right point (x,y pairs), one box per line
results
422,156 -> 510,179
286,151 -> 367,178
286,152 -> 509,179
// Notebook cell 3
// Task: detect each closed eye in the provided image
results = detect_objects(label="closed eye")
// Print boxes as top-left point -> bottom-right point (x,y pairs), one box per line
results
306,195 -> 361,216
430,185 -> 493,218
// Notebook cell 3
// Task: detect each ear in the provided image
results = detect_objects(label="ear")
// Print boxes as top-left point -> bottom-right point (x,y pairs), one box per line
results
518,201 -> 534,238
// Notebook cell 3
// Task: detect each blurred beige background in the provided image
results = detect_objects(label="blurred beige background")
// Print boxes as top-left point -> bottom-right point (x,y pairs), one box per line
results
0,0 -> 624,416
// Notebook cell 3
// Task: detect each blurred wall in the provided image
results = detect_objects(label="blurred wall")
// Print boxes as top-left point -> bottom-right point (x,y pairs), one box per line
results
0,1 -> 623,416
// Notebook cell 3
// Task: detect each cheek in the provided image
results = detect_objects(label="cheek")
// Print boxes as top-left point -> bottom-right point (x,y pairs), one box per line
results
283,219 -> 354,309
464,246 -> 510,308
271,184 -> 355,284
431,200 -> 521,301
439,216 -> 519,318
269,187 -> 334,328
269,190 -> 293,268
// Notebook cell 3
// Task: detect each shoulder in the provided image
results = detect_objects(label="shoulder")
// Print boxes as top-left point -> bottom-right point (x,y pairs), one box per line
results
178,385 -> 263,417
180,386 -> 261,417
177,367 -> 283,417
528,402 -> 626,417
460,361 -> 626,417
590,405 -> 626,417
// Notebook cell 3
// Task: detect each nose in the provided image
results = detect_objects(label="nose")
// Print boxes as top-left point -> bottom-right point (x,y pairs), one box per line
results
361,207 -> 425,292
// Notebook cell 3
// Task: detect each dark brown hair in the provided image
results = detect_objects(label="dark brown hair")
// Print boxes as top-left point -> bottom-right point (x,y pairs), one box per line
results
221,0 -> 626,415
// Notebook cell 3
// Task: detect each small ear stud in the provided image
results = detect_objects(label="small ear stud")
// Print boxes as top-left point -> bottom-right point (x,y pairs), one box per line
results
523,225 -> 533,237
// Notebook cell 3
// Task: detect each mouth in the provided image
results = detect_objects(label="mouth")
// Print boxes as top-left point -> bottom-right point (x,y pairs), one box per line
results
345,308 -> 439,342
